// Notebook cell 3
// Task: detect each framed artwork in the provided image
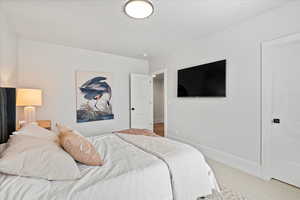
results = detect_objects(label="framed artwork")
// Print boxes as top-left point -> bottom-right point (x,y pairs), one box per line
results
76,71 -> 114,123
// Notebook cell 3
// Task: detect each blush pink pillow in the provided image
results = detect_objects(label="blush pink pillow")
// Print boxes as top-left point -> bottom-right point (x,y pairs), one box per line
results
115,128 -> 158,137
57,124 -> 103,166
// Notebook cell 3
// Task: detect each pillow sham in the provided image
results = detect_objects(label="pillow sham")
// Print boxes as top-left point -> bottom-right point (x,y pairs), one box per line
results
13,123 -> 58,142
115,128 -> 158,137
0,143 -> 7,154
57,124 -> 103,166
0,135 -> 81,180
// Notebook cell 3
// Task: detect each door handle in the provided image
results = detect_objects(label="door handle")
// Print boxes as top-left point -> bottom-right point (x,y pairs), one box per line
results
131,108 -> 135,111
273,118 -> 280,124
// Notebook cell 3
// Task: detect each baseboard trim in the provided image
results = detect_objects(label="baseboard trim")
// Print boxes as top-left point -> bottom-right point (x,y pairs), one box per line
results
168,134 -> 262,178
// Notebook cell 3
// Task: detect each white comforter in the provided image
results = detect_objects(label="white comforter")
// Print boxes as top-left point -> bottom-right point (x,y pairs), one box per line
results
0,134 -> 218,200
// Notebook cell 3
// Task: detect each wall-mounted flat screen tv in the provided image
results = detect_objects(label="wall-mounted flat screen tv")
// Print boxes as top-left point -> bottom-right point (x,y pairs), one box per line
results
177,60 -> 226,97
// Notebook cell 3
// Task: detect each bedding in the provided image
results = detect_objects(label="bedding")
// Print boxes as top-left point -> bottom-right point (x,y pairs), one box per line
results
0,143 -> 7,154
13,123 -> 58,142
116,128 -> 157,136
0,135 -> 80,181
0,133 -> 219,200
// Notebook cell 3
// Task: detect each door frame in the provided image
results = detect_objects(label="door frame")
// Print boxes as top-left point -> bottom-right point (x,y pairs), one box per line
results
261,32 -> 300,180
152,69 -> 168,137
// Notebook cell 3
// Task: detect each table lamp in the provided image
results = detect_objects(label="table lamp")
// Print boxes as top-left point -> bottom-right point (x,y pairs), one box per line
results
16,89 -> 42,123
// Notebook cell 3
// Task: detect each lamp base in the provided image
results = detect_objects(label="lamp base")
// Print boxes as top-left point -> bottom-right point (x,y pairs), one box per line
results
24,106 -> 36,123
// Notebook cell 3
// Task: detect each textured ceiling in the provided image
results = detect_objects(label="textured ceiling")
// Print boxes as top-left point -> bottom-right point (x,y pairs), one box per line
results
1,0 -> 295,60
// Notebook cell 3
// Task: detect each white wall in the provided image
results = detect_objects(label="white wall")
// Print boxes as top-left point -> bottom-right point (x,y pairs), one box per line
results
18,39 -> 149,136
0,8 -> 17,87
153,77 -> 164,123
150,1 -> 300,176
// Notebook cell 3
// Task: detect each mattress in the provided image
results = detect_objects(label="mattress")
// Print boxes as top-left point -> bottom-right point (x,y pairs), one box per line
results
0,133 -> 218,200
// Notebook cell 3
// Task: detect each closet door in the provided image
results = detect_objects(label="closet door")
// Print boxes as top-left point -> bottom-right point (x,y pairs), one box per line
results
264,35 -> 300,187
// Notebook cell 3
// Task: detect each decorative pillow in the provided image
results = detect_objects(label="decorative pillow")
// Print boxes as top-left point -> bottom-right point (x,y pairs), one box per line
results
115,128 -> 158,137
0,135 -> 81,180
13,123 -> 58,143
57,124 -> 103,166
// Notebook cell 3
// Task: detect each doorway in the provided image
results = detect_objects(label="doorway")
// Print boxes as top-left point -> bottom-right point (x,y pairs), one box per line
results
152,70 -> 167,137
262,33 -> 300,187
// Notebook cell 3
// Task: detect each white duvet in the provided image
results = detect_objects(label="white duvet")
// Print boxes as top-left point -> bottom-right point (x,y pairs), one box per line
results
0,134 -> 219,200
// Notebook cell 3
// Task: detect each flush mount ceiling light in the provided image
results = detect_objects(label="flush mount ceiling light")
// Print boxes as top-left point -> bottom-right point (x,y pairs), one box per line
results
124,0 -> 154,19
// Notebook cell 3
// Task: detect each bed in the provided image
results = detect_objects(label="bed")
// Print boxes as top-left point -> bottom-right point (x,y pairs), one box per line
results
0,88 -> 219,200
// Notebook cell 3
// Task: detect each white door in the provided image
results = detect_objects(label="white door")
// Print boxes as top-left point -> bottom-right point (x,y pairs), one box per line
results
130,74 -> 153,130
264,35 -> 300,187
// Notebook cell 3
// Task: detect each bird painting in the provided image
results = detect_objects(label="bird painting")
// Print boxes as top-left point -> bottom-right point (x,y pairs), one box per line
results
76,72 -> 114,123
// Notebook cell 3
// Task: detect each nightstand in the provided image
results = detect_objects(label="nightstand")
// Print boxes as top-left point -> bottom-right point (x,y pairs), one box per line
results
37,120 -> 52,130
17,120 -> 52,131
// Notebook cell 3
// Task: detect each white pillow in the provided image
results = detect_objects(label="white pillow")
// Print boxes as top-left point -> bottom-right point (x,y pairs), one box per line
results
13,123 -> 58,142
0,135 -> 81,181
0,143 -> 7,154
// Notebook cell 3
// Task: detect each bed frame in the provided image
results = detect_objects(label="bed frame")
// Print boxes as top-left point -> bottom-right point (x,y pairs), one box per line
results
0,88 -> 16,144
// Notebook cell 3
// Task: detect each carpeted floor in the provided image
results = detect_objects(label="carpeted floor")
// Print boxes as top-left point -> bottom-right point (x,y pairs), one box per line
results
199,188 -> 248,200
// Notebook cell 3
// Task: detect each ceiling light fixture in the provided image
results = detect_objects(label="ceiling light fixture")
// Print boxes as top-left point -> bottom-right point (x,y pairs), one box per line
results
124,0 -> 154,19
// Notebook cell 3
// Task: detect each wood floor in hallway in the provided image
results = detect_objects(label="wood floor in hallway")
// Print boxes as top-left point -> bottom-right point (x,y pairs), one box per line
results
154,123 -> 164,137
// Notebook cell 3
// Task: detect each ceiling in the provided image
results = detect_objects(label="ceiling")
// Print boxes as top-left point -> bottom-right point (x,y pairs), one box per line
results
1,0 -> 295,60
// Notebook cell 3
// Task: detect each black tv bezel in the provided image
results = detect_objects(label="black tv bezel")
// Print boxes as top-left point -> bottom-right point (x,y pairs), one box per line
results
177,60 -> 227,98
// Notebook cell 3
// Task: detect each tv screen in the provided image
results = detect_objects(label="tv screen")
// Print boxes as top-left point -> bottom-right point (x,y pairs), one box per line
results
177,60 -> 226,97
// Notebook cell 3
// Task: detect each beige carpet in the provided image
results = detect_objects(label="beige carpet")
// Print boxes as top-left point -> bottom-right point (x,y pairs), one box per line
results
207,159 -> 300,200
199,188 -> 248,200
